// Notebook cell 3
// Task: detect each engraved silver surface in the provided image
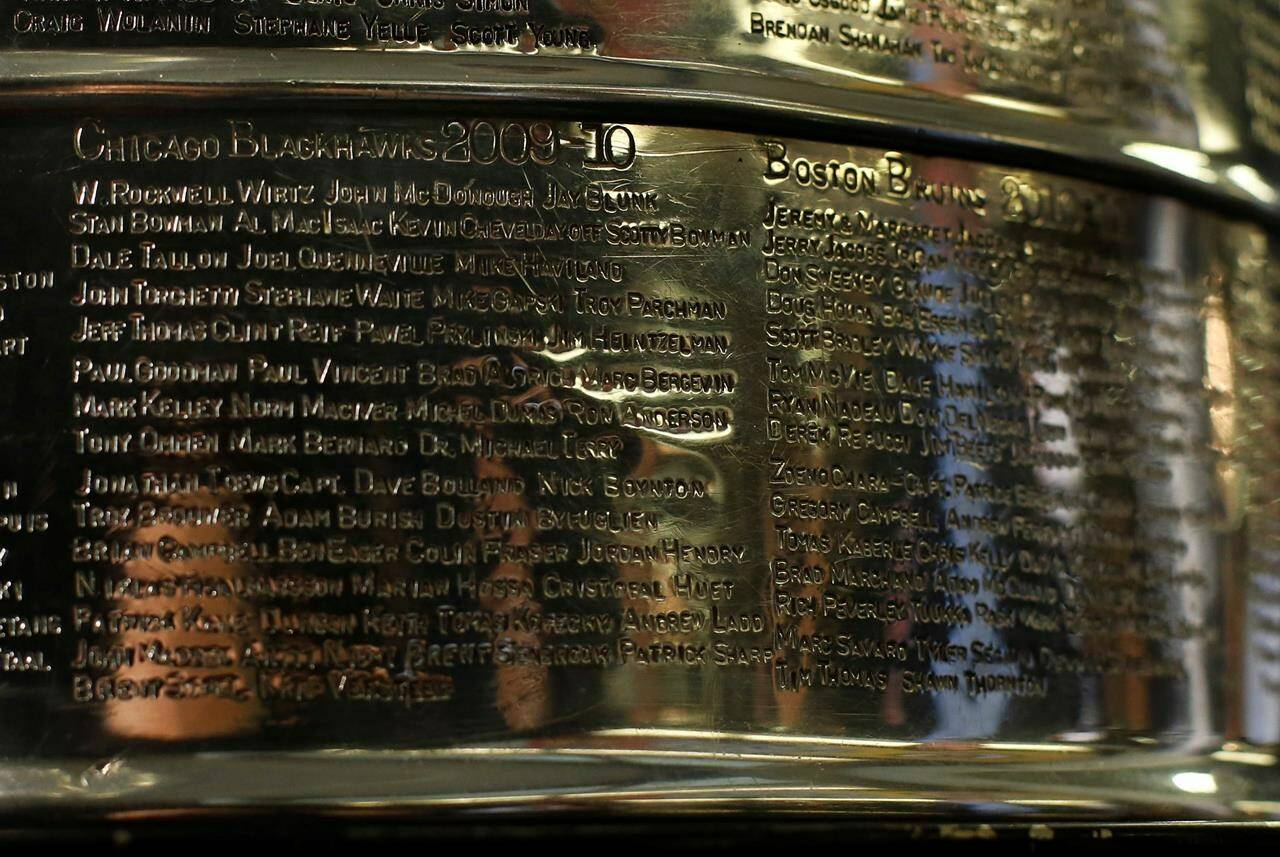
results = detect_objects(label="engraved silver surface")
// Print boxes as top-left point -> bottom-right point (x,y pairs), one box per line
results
0,108 -> 1275,822
2,1 -> 1279,216
1,0 -> 1199,135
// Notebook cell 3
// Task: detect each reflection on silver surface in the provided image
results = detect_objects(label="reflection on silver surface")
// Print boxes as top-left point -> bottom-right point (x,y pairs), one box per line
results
0,107 -> 1273,821
0,1 -> 1278,216
1,0 -> 1199,131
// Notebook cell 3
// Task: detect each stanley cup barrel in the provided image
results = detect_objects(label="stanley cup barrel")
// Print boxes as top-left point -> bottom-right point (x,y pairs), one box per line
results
0,0 -> 1279,841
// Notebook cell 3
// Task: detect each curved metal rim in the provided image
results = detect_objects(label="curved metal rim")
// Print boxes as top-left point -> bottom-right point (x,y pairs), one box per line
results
0,739 -> 1274,821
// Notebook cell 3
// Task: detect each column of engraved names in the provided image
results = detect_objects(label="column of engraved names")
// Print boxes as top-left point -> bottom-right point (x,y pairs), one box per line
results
760,142 -> 987,716
0,155 -> 57,691
758,140 -> 1200,733
57,116 -> 764,735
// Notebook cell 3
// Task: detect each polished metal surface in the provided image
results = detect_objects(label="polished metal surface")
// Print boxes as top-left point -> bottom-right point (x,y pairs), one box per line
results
1,0 -> 1279,832
1,0 -> 1200,136
0,1 -> 1278,216
0,107 -> 1275,822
